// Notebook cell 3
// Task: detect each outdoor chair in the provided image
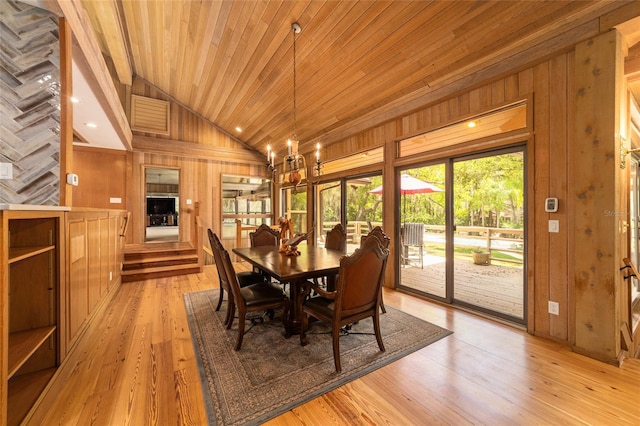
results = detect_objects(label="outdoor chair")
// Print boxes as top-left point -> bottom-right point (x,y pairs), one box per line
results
361,226 -> 391,313
207,229 -> 265,328
401,222 -> 424,268
299,236 -> 389,373
218,247 -> 290,351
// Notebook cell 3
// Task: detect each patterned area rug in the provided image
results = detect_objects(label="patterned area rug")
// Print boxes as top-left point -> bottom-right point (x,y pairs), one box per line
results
184,289 -> 452,425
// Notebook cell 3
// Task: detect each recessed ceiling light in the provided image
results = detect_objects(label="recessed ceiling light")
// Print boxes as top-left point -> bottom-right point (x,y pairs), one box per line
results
467,121 -> 477,128
85,122 -> 97,128
235,126 -> 242,132
70,97 -> 80,103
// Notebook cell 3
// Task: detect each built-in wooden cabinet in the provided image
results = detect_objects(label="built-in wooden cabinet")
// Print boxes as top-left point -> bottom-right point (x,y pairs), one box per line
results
0,208 -> 66,426
1,207 -> 126,425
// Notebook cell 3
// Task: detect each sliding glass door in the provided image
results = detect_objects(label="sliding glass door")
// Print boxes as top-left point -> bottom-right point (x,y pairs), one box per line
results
452,150 -> 525,319
399,147 -> 526,323
398,164 -> 446,299
316,174 -> 382,253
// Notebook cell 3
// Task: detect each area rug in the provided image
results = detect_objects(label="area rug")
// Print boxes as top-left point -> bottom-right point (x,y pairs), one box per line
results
184,289 -> 452,425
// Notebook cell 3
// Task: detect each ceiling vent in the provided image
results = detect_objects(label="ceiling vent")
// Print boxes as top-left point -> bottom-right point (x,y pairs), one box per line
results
131,95 -> 170,135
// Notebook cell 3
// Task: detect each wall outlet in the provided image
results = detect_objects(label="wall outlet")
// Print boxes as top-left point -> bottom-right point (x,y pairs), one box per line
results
548,301 -> 560,315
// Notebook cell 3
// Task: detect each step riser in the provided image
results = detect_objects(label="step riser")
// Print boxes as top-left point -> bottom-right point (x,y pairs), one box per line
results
125,249 -> 197,261
122,267 -> 200,283
123,257 -> 198,270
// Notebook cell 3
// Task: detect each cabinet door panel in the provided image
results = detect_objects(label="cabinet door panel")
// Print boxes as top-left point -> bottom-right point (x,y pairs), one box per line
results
68,220 -> 88,343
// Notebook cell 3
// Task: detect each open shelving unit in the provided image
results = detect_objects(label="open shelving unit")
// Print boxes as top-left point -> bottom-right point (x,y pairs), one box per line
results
1,208 -> 64,426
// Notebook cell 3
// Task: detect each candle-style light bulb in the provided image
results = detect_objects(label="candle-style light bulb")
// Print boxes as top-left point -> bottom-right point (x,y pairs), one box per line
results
287,139 -> 292,156
267,144 -> 271,161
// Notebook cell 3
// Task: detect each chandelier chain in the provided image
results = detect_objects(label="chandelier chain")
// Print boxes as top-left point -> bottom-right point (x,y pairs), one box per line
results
292,24 -> 297,141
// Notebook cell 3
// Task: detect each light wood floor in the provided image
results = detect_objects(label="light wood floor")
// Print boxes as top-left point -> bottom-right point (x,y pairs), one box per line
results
28,264 -> 640,425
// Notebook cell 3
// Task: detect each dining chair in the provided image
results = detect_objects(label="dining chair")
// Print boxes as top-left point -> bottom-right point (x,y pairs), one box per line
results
325,223 -> 347,251
248,223 -> 281,281
218,247 -> 290,351
319,223 -> 347,291
361,226 -> 391,313
249,223 -> 280,247
299,236 -> 389,373
208,229 -> 265,327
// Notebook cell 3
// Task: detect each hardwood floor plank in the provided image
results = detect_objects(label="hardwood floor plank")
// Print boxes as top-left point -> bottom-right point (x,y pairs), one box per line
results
27,265 -> 640,425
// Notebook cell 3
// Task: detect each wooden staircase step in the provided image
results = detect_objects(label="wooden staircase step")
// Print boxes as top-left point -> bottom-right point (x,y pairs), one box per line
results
122,242 -> 200,282
121,264 -> 201,283
122,254 -> 198,270
124,248 -> 196,262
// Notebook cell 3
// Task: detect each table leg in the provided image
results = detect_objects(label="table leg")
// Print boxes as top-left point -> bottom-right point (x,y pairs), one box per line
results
284,279 -> 309,337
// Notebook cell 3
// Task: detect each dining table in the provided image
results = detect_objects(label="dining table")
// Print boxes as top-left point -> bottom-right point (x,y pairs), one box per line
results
232,244 -> 344,336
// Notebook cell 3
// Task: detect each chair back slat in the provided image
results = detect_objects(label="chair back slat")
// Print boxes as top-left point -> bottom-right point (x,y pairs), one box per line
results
402,222 -> 424,247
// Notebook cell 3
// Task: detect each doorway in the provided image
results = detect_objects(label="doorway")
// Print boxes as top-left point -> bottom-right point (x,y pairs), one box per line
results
398,147 -> 526,323
145,167 -> 179,242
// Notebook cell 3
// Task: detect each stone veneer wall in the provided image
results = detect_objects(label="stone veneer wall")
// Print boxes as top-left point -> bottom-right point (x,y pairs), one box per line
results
0,0 -> 60,205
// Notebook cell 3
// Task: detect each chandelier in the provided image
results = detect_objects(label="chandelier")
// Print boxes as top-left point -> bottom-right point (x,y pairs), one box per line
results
266,22 -> 321,189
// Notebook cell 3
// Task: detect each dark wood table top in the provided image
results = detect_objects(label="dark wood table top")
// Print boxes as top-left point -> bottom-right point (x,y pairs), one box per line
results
232,245 -> 344,282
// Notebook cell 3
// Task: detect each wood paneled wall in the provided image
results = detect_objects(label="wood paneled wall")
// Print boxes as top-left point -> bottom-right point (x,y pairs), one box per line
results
319,52 -> 579,345
72,146 -> 129,210
112,50 -> 578,343
74,31 -> 635,362
116,80 -> 269,246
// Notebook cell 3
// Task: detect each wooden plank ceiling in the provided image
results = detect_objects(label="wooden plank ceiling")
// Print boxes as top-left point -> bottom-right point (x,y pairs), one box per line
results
80,0 -> 640,157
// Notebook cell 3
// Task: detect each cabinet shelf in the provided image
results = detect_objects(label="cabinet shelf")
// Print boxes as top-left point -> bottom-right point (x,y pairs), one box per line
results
8,326 -> 56,379
7,367 -> 57,426
8,245 -> 55,264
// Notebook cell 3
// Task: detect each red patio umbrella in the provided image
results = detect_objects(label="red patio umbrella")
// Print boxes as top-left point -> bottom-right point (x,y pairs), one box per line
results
369,174 -> 443,195
369,174 -> 443,214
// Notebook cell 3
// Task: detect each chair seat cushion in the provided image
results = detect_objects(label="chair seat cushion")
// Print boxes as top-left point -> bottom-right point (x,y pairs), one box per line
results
241,282 -> 286,306
304,296 -> 335,317
237,271 -> 264,287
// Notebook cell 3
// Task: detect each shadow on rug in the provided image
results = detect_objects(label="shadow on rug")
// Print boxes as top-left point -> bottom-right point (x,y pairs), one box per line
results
184,289 -> 452,425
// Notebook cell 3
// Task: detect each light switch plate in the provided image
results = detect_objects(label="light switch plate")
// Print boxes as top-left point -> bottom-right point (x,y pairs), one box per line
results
0,162 -> 13,179
548,220 -> 559,233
